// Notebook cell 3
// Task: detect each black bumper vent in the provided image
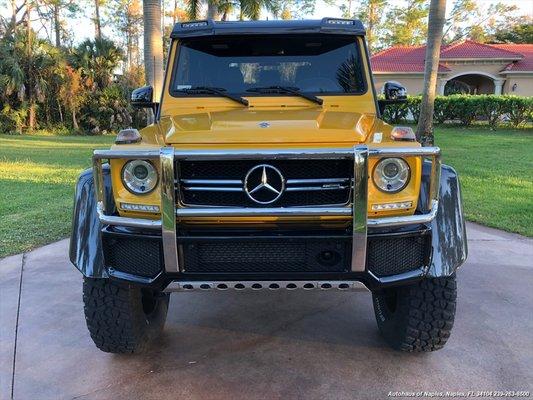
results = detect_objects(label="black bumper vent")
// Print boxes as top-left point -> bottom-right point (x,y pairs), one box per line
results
181,237 -> 351,273
102,233 -> 163,278
366,233 -> 430,277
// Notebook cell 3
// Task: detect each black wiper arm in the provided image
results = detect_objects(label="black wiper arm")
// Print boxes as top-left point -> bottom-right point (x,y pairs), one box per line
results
246,86 -> 323,105
178,86 -> 249,106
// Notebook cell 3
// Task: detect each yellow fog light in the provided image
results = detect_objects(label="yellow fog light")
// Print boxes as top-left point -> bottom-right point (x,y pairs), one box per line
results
371,201 -> 413,211
120,203 -> 160,213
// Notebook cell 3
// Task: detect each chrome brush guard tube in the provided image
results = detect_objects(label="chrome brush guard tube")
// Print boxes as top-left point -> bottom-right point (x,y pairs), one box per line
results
92,146 -> 441,274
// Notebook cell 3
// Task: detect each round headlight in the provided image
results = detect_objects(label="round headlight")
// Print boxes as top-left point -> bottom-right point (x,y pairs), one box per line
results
373,158 -> 410,193
121,160 -> 158,194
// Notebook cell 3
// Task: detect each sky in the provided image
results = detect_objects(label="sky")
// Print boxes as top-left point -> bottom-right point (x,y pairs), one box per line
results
1,0 -> 532,45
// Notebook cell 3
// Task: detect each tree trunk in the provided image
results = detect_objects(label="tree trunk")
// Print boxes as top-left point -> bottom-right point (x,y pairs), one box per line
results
26,0 -> 36,132
415,0 -> 446,146
58,100 -> 64,123
94,0 -> 102,39
207,1 -> 218,20
172,0 -> 177,24
143,0 -> 163,96
53,3 -> 61,47
72,107 -> 79,130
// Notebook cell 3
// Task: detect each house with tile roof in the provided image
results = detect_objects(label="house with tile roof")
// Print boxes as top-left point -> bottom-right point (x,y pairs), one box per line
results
371,40 -> 533,97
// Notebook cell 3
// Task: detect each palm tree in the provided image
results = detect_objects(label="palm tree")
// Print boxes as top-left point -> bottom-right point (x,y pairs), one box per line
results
185,0 -> 273,21
70,38 -> 123,89
94,0 -> 102,40
143,0 -> 163,101
415,0 -> 446,145
0,27 -> 57,132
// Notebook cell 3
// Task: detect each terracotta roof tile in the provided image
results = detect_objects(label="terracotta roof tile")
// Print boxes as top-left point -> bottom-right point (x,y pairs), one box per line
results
371,46 -> 448,73
371,40 -> 531,73
440,40 -> 523,59
492,44 -> 533,72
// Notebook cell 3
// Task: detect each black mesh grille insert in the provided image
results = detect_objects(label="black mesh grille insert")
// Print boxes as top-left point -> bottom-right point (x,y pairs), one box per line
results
181,238 -> 350,273
366,234 -> 429,277
178,159 -> 352,207
102,234 -> 163,278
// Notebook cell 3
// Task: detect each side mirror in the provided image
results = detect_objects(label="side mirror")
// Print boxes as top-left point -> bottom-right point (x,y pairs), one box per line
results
378,81 -> 408,115
383,81 -> 407,100
131,86 -> 157,110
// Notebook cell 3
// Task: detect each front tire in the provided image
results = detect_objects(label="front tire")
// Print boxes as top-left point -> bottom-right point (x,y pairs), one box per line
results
83,278 -> 169,354
372,275 -> 457,352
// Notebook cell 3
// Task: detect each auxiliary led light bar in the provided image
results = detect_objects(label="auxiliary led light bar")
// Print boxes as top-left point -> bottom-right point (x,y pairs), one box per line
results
121,203 -> 160,213
326,19 -> 355,25
371,201 -> 413,211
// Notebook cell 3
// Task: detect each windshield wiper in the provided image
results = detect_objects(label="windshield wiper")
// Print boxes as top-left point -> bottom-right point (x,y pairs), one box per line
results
177,86 -> 249,106
246,86 -> 323,106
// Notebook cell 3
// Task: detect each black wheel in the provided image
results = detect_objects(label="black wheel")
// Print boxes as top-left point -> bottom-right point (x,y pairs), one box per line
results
372,275 -> 457,352
83,278 -> 169,354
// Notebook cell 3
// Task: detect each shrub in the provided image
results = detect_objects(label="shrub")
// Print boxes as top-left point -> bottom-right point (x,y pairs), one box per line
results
406,96 -> 421,123
78,84 -> 133,134
503,96 -> 533,127
380,94 -> 533,128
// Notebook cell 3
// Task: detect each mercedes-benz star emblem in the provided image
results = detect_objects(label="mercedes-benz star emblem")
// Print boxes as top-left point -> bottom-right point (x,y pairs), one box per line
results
258,121 -> 270,128
244,164 -> 285,204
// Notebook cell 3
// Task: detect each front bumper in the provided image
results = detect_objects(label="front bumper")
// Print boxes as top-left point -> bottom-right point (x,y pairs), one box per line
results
92,146 -> 441,291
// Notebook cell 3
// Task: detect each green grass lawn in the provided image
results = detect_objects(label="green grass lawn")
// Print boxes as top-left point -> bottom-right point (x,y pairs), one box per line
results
435,126 -> 532,237
0,127 -> 532,258
0,134 -> 115,258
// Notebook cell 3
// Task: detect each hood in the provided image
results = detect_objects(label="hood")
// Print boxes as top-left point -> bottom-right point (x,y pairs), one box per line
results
160,107 -> 376,145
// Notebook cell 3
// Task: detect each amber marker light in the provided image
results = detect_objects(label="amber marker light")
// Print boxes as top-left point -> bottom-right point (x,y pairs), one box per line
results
391,126 -> 416,142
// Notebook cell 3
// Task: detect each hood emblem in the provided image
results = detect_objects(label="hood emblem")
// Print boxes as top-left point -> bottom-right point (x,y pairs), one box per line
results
244,164 -> 285,204
258,121 -> 270,128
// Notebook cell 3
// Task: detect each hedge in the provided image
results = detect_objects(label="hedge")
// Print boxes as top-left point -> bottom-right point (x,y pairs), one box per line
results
381,95 -> 533,128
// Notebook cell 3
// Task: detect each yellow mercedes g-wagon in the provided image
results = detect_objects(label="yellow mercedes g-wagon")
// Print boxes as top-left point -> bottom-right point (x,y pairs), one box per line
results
70,18 -> 467,354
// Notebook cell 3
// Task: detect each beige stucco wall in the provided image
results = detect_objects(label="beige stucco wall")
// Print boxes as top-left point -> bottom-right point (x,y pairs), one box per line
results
373,60 -> 532,97
502,75 -> 533,96
373,75 -> 425,95
441,62 -> 507,79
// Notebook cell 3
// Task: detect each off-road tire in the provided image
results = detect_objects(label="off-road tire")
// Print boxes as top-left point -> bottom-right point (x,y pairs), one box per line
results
83,278 -> 169,354
372,275 -> 457,352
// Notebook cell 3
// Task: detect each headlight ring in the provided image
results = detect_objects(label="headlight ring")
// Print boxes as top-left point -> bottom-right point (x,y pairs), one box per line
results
372,157 -> 410,193
121,160 -> 158,194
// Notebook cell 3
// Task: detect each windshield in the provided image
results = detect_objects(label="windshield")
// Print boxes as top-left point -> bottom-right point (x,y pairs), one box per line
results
171,35 -> 366,96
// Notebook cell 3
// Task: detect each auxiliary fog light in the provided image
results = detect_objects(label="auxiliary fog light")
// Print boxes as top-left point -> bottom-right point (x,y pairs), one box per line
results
121,203 -> 160,213
371,201 -> 413,211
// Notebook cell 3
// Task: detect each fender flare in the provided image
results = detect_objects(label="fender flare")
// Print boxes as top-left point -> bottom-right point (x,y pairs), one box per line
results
420,161 -> 468,277
69,166 -> 113,278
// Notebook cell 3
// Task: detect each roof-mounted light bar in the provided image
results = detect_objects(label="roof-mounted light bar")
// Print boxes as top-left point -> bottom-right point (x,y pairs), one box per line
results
325,19 -> 355,25
181,21 -> 208,28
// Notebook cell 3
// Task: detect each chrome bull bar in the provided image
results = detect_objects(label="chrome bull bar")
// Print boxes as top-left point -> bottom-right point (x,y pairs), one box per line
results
92,146 -> 441,274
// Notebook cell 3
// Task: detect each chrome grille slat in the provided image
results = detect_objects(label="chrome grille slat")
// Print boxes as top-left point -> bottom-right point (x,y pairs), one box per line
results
181,179 -> 243,185
286,186 -> 349,192
181,177 -> 351,193
183,186 -> 244,192
286,178 -> 349,184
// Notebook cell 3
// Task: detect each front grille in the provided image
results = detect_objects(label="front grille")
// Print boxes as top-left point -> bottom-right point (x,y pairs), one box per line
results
180,238 -> 350,273
102,233 -> 163,278
366,233 -> 430,277
177,159 -> 352,207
